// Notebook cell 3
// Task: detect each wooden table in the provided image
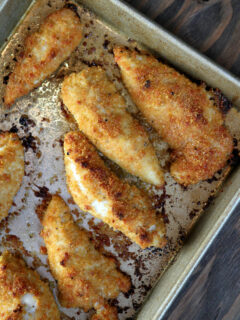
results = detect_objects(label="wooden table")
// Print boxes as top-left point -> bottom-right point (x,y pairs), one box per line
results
125,1 -> 240,319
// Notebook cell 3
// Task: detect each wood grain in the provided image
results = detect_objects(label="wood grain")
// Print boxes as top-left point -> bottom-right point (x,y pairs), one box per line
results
126,1 -> 240,319
126,0 -> 240,78
163,205 -> 240,320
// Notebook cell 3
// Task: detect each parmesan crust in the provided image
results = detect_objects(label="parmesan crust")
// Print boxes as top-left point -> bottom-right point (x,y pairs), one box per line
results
61,67 -> 164,186
114,47 -> 233,186
0,251 -> 60,320
41,195 -> 130,319
64,131 -> 166,249
4,8 -> 83,106
0,132 -> 24,222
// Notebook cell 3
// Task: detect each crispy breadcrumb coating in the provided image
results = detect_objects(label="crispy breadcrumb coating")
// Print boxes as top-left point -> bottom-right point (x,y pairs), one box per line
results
61,67 -> 164,186
0,132 -> 24,222
41,195 -> 130,319
64,131 -> 166,249
114,47 -> 233,186
0,251 -> 60,320
4,8 -> 83,106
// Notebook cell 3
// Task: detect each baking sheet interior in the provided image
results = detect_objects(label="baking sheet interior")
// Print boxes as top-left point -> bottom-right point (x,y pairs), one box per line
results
0,0 -> 240,319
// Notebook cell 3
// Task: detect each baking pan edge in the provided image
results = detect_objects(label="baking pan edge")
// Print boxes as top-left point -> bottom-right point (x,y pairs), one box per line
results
138,169 -> 240,320
79,0 -> 240,108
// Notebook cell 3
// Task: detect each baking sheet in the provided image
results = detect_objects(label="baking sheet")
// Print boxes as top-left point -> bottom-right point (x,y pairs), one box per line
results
0,0 -> 240,319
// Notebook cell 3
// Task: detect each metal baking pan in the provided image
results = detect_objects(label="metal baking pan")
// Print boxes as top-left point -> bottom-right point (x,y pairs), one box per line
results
0,0 -> 240,319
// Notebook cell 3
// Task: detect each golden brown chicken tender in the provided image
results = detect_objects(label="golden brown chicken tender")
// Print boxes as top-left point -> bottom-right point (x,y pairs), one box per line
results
0,132 -> 24,222
41,195 -> 130,319
64,131 -> 166,249
0,251 -> 60,320
61,67 -> 164,186
4,8 -> 83,106
114,47 -> 233,186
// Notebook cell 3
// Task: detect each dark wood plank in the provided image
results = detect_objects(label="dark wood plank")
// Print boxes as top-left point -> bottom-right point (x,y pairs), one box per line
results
163,205 -> 240,320
125,0 -> 240,78
125,1 -> 240,319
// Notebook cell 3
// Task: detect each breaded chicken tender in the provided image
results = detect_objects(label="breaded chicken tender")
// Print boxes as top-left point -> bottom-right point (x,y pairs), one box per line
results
114,47 -> 233,186
4,8 -> 83,106
0,251 -> 60,320
61,67 -> 164,186
0,132 -> 24,222
64,131 -> 166,249
41,195 -> 130,319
